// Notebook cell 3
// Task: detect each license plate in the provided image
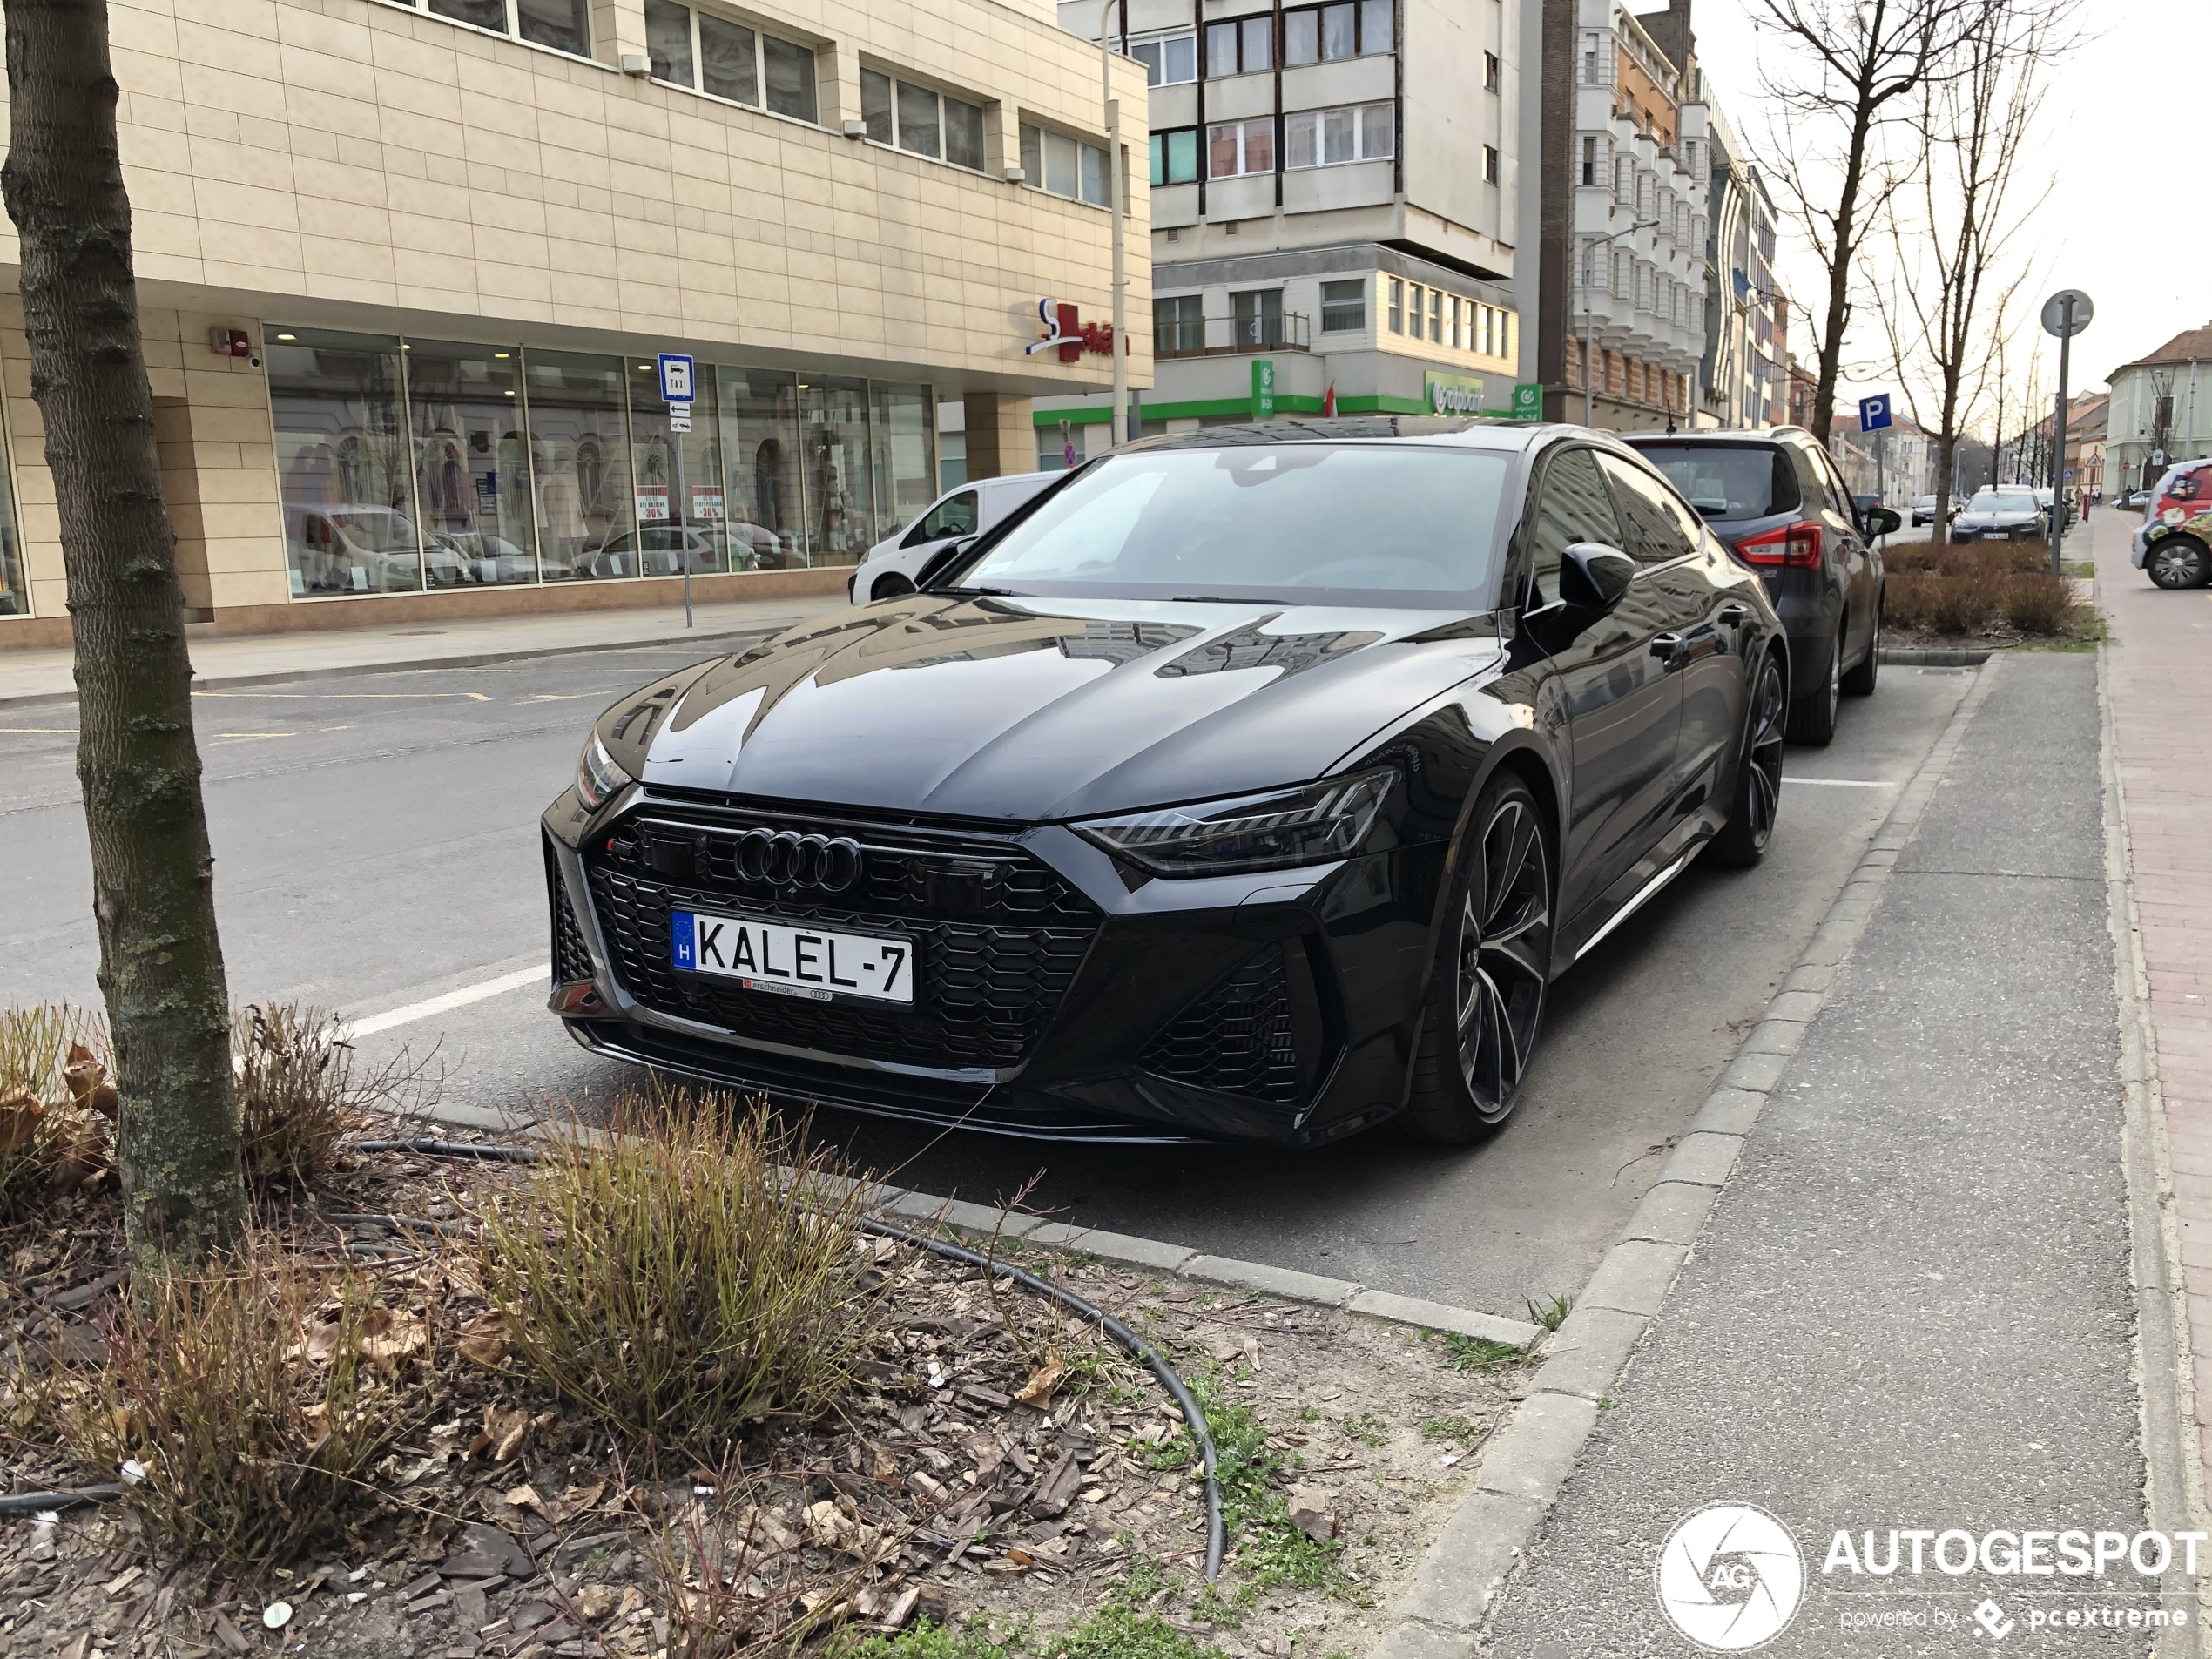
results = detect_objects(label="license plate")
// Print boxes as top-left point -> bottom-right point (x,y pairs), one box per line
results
670,909 -> 914,1005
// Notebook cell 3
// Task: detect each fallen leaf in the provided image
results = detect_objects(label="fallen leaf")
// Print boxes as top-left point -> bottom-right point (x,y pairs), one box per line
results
1015,1355 -> 1067,1407
359,1307 -> 427,1368
0,1086 -> 45,1155
484,1404 -> 530,1463
504,1483 -> 546,1516
456,1309 -> 509,1368
558,1480 -> 606,1520
64,1045 -> 119,1121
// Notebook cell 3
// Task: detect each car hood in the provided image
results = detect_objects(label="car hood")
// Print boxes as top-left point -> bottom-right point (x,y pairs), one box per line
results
624,593 -> 1507,821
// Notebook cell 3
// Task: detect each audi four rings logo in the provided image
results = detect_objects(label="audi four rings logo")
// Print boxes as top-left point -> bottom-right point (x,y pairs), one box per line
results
731,829 -> 864,893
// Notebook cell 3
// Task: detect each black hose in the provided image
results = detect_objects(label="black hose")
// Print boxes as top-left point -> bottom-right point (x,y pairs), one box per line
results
341,1135 -> 1229,1581
322,1212 -> 476,1238
0,1486 -> 124,1515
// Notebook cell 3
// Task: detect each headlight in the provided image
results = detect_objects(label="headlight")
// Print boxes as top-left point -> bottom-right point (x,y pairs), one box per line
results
1075,769 -> 1395,878
575,732 -> 631,812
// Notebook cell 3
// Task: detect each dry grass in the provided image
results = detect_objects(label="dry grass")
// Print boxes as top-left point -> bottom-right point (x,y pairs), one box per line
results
234,1001 -> 438,1192
1885,561 -> 2080,640
61,1240 -> 424,1564
0,1006 -> 114,1215
469,1091 -> 887,1458
1999,572 -> 2079,635
1885,539 -> 2050,577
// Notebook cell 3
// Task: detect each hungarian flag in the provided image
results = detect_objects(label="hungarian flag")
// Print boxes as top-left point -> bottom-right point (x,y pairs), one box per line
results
1321,382 -> 1337,417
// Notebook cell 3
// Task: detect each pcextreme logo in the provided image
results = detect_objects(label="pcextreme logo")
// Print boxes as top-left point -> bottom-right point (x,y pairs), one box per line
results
1656,1503 -> 1807,1651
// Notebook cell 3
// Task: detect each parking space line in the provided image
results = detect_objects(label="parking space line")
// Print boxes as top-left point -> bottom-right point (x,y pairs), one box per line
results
1784,778 -> 1895,787
351,964 -> 548,1036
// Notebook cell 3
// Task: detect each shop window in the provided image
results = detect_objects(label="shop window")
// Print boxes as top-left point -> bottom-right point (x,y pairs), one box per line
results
717,367 -> 806,569
802,378 -> 875,562
526,351 -> 637,583
406,340 -> 537,588
1150,127 -> 1199,185
1207,118 -> 1275,179
872,383 -> 938,543
268,328 -> 420,597
0,404 -> 22,617
1130,30 -> 1197,86
1156,293 -> 1204,356
642,0 -> 813,120
1284,103 -> 1393,169
1320,279 -> 1366,334
1206,16 -> 1272,77
1021,122 -> 1110,206
626,358 -> 726,577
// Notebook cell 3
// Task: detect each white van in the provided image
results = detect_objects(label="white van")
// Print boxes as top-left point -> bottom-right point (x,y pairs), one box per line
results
848,472 -> 1056,603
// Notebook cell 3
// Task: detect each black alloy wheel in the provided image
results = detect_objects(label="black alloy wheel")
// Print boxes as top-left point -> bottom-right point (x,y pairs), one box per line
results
1840,597 -> 1880,696
2148,537 -> 2212,590
1402,774 -> 1553,1143
1787,624 -> 1842,745
1709,650 -> 1787,868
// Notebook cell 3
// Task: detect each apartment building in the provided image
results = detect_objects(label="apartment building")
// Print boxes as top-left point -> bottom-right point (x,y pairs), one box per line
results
2107,327 -> 2212,496
1534,0 -> 1707,430
1698,93 -> 1783,429
1040,0 -> 1528,458
0,0 -> 1148,645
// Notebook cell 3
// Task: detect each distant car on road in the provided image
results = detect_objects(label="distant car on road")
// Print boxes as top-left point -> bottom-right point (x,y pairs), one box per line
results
2131,460 -> 2212,588
1910,494 -> 1959,527
1952,489 -> 2043,542
850,472 -> 1056,603
1623,427 -> 1892,746
2118,487 -> 2152,511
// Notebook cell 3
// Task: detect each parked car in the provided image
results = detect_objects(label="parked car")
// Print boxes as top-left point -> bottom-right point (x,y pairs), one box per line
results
2131,461 -> 2212,588
1952,489 -> 2044,542
1910,494 -> 1959,527
2118,487 -> 2153,511
543,419 -> 1788,1146
849,472 -> 1056,603
1623,427 -> 1890,746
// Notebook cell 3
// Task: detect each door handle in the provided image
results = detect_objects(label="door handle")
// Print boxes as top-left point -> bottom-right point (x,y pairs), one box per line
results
1650,632 -> 1686,664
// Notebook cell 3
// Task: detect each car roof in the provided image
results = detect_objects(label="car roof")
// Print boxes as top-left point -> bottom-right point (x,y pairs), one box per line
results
1619,426 -> 1811,447
1127,415 -> 1554,455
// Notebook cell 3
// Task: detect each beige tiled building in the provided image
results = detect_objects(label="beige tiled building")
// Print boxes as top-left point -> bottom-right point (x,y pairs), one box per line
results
0,0 -> 1150,645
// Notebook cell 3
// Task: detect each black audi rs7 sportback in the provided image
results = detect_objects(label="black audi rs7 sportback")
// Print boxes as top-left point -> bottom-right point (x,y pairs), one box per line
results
543,418 -> 1789,1145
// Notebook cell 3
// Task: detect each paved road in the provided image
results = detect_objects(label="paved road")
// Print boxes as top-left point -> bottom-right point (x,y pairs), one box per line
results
1484,651 -> 2155,1655
2,642 -> 1973,1325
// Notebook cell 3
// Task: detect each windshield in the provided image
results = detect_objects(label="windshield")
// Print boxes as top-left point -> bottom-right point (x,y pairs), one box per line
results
1632,444 -> 1797,521
328,509 -> 420,553
947,445 -> 1512,606
1967,491 -> 2035,514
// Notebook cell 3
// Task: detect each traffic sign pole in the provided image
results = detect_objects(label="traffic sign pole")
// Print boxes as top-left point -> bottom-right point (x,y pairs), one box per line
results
2039,291 -> 2093,577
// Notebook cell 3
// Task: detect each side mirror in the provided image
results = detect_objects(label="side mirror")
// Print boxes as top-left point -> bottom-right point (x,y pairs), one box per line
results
1560,542 -> 1637,611
1864,505 -> 1902,536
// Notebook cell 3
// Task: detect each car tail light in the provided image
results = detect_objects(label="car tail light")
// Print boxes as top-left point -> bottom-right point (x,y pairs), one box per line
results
1733,522 -> 1824,568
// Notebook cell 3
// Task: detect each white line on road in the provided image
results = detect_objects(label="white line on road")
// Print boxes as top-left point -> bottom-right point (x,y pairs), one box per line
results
1784,778 -> 1896,787
350,965 -> 549,1036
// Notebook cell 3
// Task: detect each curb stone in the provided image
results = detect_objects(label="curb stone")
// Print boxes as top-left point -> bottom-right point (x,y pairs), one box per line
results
1878,645 -> 1992,667
1359,652 -> 2007,1657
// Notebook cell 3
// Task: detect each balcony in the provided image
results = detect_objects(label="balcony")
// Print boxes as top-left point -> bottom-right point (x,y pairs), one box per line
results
1157,313 -> 1314,359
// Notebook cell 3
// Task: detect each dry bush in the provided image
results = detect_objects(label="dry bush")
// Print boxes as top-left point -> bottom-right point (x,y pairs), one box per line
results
2000,572 -> 2079,636
0,1005 -> 116,1214
235,1001 -> 439,1191
1886,540 -> 2048,578
470,1091 -> 885,1456
63,1240 -> 423,1563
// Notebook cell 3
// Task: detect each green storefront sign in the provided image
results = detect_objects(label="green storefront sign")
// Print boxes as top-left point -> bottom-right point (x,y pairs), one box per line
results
1252,359 -> 1276,419
1511,382 -> 1544,421
1426,372 -> 1485,416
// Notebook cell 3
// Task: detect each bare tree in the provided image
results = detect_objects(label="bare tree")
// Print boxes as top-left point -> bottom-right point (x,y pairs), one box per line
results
2,0 -> 245,1262
1751,0 -> 1994,444
1872,0 -> 2052,548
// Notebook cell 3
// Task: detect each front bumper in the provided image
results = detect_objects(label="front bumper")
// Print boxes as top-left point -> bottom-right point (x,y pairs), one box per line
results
542,791 -> 1445,1145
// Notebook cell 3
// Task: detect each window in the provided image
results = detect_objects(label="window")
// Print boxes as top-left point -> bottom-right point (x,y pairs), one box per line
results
1285,0 -> 1391,64
644,1 -> 814,121
1022,123 -> 1111,205
1484,51 -> 1500,90
422,0 -> 590,56
407,339 -> 536,589
1406,282 -> 1424,336
1482,145 -> 1500,184
1130,30 -> 1197,85
862,71 -> 987,169
1284,103 -> 1393,168
1232,288 -> 1285,348
1581,136 -> 1597,185
269,329 -> 419,597
1527,448 -> 1623,607
1206,16 -> 1272,76
1581,30 -> 1601,84
1156,293 -> 1204,355
907,489 -> 979,545
1387,277 -> 1405,334
1321,279 -> 1366,333
1598,451 -> 1699,564
1428,287 -> 1442,343
1150,128 -> 1199,185
1208,118 -> 1275,179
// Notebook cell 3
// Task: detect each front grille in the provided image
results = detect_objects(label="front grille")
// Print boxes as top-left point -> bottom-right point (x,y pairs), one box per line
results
547,840 -> 595,985
1140,946 -> 1303,1106
582,809 -> 1097,1072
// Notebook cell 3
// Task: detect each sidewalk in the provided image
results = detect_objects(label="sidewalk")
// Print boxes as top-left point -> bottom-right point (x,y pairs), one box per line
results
1471,646 -> 2165,1653
0,589 -> 843,708
2095,505 -> 2212,1529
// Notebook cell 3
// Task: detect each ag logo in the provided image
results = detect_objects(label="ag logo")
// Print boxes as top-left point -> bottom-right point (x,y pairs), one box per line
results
1656,1503 -> 1805,1651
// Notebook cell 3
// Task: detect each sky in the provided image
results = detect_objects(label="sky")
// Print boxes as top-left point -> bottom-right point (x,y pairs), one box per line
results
1669,0 -> 2204,417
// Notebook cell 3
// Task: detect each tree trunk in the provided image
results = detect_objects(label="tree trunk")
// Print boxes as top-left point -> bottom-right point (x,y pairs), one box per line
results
1,0 -> 243,1263
1932,437 -> 1955,551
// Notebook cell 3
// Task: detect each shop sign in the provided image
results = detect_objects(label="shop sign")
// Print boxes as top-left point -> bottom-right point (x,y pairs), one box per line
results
636,485 -> 671,523
1252,359 -> 1276,420
1027,298 -> 1115,362
1426,372 -> 1486,416
1511,382 -> 1545,421
690,484 -> 725,520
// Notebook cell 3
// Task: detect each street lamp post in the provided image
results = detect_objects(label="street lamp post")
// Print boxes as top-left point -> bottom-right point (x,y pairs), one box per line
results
1102,5 -> 1127,449
1579,219 -> 1658,428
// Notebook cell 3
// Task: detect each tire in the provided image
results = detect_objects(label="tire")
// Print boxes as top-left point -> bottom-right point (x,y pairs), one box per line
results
1840,597 -> 1880,697
1707,650 -> 1786,868
2148,536 -> 2212,590
870,572 -> 917,601
1400,774 -> 1554,1143
1786,626 -> 1842,745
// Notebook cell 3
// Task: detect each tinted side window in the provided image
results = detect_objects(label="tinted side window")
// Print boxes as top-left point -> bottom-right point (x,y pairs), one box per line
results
1597,452 -> 1697,566
1524,448 -> 1625,607
907,489 -> 980,545
1788,442 -> 1846,516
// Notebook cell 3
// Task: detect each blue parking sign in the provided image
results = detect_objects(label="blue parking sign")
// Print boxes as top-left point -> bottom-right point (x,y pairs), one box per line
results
1858,395 -> 1892,433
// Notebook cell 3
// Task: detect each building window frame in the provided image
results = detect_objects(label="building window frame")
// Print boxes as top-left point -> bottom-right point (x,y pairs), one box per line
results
1205,14 -> 1274,78
861,65 -> 988,171
1283,0 -> 1393,67
1483,50 -> 1500,91
641,0 -> 819,123
1129,28 -> 1198,85
1150,126 -> 1200,185
1284,101 -> 1394,170
1387,276 -> 1405,334
1021,120 -> 1113,206
1320,278 -> 1366,334
1482,144 -> 1500,184
1207,117 -> 1277,179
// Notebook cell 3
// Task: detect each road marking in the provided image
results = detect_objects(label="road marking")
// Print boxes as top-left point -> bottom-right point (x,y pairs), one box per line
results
350,964 -> 549,1037
1784,778 -> 1895,787
214,732 -> 296,741
193,690 -> 495,702
0,727 -> 74,734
